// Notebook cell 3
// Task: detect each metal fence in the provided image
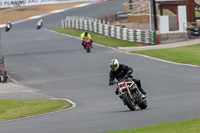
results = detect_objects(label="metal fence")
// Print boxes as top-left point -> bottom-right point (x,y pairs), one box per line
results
61,16 -> 155,45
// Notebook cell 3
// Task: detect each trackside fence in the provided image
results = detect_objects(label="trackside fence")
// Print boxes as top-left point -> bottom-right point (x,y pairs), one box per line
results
61,16 -> 155,45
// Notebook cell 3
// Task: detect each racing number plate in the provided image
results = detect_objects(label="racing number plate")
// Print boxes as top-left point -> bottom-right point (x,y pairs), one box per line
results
118,81 -> 126,91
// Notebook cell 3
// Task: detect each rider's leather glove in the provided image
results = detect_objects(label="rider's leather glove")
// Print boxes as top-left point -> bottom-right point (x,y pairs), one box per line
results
109,82 -> 114,86
115,88 -> 119,95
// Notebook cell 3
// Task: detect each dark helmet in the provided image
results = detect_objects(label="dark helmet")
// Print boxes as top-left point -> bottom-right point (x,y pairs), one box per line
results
84,30 -> 88,36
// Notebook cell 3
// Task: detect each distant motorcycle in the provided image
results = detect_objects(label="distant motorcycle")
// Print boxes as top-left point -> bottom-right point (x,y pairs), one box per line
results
36,25 -> 42,30
36,20 -> 43,30
110,78 -> 147,111
5,22 -> 12,32
187,26 -> 200,39
83,37 -> 93,53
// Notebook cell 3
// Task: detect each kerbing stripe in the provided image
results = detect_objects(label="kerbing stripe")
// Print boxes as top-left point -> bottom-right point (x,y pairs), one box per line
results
0,0 -> 102,26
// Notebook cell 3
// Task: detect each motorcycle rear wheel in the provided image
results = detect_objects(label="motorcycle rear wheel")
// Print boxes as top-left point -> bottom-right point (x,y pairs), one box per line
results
122,93 -> 136,111
138,98 -> 147,109
188,31 -> 196,39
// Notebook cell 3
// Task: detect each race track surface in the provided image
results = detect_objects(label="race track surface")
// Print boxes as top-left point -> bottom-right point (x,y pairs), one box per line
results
1,0 -> 200,133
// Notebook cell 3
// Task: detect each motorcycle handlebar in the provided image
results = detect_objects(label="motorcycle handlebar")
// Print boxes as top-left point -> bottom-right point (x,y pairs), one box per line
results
109,77 -> 133,86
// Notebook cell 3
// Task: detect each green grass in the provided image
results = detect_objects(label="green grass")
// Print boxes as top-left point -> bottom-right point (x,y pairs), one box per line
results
107,118 -> 200,133
132,44 -> 200,66
157,9 -> 176,16
195,10 -> 200,17
52,28 -> 143,47
0,8 -> 7,11
0,99 -> 70,121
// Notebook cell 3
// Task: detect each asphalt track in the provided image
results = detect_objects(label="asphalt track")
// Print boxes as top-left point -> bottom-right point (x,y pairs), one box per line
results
1,0 -> 200,133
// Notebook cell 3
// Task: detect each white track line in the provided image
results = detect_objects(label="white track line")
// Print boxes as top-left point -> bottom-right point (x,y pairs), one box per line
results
46,29 -> 199,68
45,29 -> 105,48
132,53 -> 200,68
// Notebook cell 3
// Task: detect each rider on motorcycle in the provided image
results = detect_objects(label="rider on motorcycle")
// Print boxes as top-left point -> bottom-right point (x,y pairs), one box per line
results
5,21 -> 12,32
36,19 -> 43,29
109,59 -> 146,98
81,30 -> 93,48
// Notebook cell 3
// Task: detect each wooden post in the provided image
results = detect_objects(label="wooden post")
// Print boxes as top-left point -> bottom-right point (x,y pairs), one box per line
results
186,0 -> 195,22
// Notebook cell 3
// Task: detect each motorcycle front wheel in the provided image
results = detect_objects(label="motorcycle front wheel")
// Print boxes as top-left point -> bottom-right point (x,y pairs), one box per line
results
122,93 -> 136,111
86,45 -> 90,53
36,25 -> 41,30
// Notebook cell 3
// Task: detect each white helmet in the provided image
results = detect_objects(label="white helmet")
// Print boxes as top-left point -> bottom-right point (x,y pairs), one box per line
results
109,59 -> 119,71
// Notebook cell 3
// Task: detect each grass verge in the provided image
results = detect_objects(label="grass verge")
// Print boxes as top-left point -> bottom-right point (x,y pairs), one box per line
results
106,118 -> 200,133
132,44 -> 200,66
0,99 -> 71,121
52,28 -> 144,47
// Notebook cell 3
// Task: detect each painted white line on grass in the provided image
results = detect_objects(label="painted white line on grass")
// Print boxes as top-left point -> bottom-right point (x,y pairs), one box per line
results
116,49 -> 200,68
45,29 -> 199,68
50,98 -> 76,109
134,53 -> 200,68
1,98 -> 76,123
45,29 -> 106,48
102,46 -> 200,68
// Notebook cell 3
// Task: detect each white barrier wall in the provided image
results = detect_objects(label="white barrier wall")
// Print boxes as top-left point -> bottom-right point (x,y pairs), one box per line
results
0,0 -> 95,8
178,5 -> 187,32
159,5 -> 187,33
159,16 -> 169,34
62,16 -> 155,45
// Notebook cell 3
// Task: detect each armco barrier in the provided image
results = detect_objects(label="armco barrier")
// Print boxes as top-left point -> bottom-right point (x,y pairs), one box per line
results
62,16 -> 155,45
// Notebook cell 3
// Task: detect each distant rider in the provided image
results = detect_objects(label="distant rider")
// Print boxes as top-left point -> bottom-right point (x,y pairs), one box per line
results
80,30 -> 93,48
37,19 -> 43,29
5,21 -> 12,32
109,59 -> 146,98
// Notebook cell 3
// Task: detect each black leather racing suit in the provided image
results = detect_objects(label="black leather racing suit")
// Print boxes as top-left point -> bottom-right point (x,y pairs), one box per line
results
109,64 -> 146,95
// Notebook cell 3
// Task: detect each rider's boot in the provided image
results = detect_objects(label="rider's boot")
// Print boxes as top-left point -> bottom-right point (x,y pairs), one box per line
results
82,44 -> 85,49
139,87 -> 146,99
81,41 -> 85,49
118,92 -> 126,105
139,87 -> 146,95
115,88 -> 119,95
134,79 -> 146,98
141,94 -> 146,99
91,40 -> 93,48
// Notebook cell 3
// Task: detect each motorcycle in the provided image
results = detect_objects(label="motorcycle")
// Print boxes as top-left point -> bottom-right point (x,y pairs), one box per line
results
36,24 -> 42,30
5,23 -> 12,32
111,78 -> 147,111
36,25 -> 41,29
36,22 -> 43,30
83,37 -> 92,53
187,26 -> 200,39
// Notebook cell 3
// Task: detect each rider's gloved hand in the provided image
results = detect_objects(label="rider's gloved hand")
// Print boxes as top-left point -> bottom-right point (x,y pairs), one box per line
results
115,88 -> 119,95
109,82 -> 114,86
